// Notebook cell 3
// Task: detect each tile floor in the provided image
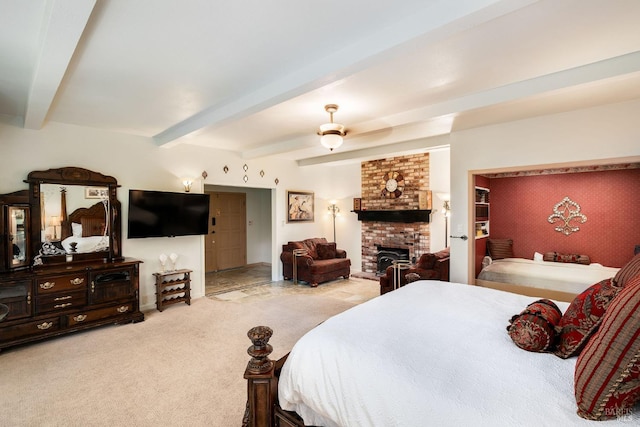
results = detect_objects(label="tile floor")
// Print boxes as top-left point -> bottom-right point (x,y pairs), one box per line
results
207,264 -> 380,304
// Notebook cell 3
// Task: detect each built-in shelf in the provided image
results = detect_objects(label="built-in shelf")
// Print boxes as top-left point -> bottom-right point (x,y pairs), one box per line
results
352,210 -> 431,223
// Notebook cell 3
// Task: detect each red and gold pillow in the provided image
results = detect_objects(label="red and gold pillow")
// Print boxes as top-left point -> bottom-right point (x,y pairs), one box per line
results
542,252 -> 590,265
574,274 -> 640,420
554,278 -> 620,359
507,299 -> 562,352
613,252 -> 640,287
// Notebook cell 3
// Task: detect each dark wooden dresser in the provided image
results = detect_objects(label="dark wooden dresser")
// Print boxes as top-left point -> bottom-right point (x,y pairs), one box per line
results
0,258 -> 143,351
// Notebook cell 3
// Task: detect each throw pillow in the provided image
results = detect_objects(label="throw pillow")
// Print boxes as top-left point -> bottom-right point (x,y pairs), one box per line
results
507,299 -> 562,352
316,242 -> 337,260
542,252 -> 591,265
554,278 -> 620,359
81,217 -> 105,237
574,274 -> 640,420
487,238 -> 514,260
613,252 -> 640,287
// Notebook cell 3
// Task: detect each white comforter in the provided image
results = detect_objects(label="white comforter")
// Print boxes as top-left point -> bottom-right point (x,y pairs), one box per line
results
278,281 -> 638,426
477,258 -> 619,294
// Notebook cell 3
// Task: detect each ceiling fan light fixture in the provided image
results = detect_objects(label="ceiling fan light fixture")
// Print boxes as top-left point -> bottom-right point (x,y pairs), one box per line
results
318,104 -> 346,151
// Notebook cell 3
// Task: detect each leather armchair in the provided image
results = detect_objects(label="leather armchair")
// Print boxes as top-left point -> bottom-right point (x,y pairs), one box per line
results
281,238 -> 350,287
379,248 -> 450,295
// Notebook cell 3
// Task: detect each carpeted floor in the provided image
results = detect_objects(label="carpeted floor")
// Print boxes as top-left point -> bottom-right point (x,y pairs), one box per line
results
0,277 -> 378,427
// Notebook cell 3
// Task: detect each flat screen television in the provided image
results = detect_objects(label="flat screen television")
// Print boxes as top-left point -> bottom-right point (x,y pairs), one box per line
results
127,190 -> 210,238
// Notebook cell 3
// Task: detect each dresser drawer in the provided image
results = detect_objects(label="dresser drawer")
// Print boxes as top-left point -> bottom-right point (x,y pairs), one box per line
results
36,273 -> 88,294
0,317 -> 60,342
37,290 -> 87,314
66,303 -> 134,327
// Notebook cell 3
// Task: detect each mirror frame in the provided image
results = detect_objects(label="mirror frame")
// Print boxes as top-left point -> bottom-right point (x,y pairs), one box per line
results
0,190 -> 30,272
25,167 -> 123,266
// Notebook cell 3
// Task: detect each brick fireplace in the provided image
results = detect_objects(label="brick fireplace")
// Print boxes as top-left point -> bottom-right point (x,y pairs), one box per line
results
359,153 -> 431,275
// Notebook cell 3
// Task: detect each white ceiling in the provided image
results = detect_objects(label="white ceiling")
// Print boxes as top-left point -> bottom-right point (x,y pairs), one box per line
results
2,0 -> 640,165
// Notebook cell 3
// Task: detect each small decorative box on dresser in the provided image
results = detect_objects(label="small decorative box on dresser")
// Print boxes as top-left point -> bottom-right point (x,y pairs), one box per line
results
153,269 -> 192,311
0,167 -> 144,352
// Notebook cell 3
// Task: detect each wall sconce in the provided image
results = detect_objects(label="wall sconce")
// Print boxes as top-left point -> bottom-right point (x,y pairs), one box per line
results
182,179 -> 193,192
327,202 -> 340,243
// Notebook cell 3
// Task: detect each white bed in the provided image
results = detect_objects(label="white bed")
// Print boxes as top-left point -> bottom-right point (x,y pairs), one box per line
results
477,258 -> 619,301
277,281 -> 638,426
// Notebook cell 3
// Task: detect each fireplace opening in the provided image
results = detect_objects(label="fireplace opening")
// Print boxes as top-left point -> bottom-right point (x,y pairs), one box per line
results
376,246 -> 410,275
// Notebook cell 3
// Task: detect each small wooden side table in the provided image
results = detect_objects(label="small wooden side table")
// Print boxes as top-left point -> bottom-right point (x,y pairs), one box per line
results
153,269 -> 192,312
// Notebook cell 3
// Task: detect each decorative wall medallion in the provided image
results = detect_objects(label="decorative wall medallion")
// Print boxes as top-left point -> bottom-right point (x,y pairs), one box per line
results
223,165 -> 229,173
380,171 -> 404,198
547,196 -> 587,235
201,171 -> 208,179
260,170 -> 265,177
274,178 -> 279,185
243,175 -> 248,183
243,164 -> 248,172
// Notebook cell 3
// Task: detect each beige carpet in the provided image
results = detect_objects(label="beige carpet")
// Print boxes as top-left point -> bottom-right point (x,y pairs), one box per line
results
0,279 -> 377,426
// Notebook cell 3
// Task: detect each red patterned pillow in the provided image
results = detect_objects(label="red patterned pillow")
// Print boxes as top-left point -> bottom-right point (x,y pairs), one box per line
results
613,253 -> 640,287
574,274 -> 640,420
554,278 -> 621,359
507,299 -> 562,352
543,252 -> 591,265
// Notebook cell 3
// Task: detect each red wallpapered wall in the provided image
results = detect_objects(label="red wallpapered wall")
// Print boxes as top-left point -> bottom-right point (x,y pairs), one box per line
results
488,169 -> 640,268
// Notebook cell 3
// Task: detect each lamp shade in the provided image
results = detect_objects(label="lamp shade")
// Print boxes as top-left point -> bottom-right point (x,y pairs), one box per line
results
320,134 -> 343,150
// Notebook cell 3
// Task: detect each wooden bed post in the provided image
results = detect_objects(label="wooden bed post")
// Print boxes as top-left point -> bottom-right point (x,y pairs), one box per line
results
243,326 -> 277,427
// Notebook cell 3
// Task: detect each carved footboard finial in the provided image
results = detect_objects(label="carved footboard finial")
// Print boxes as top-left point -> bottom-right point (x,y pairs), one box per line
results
246,325 -> 274,374
244,326 -> 278,427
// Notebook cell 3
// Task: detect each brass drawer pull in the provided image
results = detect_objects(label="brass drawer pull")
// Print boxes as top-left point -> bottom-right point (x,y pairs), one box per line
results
40,281 -> 55,290
117,306 -> 129,313
37,321 -> 53,330
54,295 -> 73,301
70,277 -> 84,285
54,303 -> 72,309
73,314 -> 87,322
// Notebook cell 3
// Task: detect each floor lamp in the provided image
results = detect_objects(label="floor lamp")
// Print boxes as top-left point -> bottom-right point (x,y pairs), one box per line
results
443,200 -> 450,247
436,193 -> 451,248
327,203 -> 340,243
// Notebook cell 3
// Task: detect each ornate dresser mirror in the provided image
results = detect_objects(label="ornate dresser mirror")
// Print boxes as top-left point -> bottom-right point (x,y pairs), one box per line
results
25,167 -> 123,266
0,190 -> 31,272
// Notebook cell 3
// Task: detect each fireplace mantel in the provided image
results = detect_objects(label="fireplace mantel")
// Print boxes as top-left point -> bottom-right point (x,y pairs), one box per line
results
352,209 -> 431,223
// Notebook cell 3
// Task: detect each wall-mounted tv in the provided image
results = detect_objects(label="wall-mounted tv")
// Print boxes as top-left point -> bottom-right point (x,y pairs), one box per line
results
127,190 -> 210,238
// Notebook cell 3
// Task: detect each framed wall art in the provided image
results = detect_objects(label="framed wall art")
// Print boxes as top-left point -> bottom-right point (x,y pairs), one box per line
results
287,190 -> 314,222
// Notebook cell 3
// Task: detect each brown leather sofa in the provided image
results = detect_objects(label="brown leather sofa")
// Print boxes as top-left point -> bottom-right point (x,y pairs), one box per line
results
379,247 -> 450,295
281,238 -> 350,287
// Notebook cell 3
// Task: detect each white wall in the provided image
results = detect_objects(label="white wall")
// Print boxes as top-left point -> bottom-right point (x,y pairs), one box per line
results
0,119 -> 348,310
449,99 -> 640,283
429,146 -> 451,252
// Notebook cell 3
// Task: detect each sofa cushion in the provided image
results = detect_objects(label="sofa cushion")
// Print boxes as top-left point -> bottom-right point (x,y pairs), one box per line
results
574,274 -> 640,420
507,299 -> 562,352
302,237 -> 327,259
316,242 -> 337,260
613,252 -> 640,287
554,278 -> 620,359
